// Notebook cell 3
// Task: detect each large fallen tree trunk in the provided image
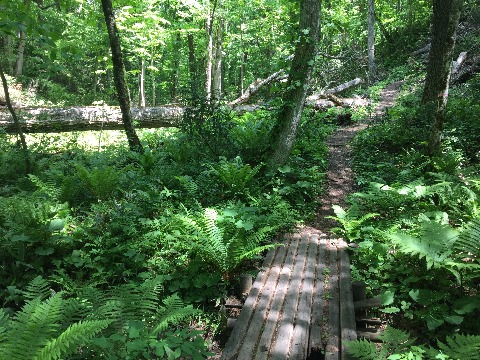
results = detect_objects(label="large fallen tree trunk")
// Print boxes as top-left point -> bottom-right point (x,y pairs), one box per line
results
0,76 -> 368,134
0,95 -> 369,134
0,106 -> 184,133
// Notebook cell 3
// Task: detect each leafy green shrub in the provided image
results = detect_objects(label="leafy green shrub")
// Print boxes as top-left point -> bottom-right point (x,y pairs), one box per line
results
61,163 -> 123,205
181,100 -> 238,160
0,193 -> 71,294
210,156 -> 262,200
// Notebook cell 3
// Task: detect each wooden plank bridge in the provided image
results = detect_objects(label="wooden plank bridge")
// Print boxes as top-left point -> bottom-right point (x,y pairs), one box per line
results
220,228 -> 357,360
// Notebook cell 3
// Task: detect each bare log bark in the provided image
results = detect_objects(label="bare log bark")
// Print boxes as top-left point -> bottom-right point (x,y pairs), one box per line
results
451,51 -> 468,75
0,106 -> 183,134
451,55 -> 480,84
412,43 -> 431,57
228,69 -> 286,107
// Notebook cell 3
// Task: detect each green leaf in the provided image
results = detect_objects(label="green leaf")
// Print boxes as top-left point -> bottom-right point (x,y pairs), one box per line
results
444,315 -> 463,325
380,307 -> 400,313
380,291 -> 395,306
426,315 -> 444,330
49,219 -> 65,232
35,247 -> 55,256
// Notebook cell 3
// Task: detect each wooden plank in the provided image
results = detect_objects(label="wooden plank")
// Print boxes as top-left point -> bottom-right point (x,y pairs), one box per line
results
254,233 -> 302,360
220,235 -> 289,360
354,297 -> 381,311
270,234 -> 309,360
290,234 -> 319,360
339,243 -> 357,360
308,235 -> 327,354
325,241 -> 340,360
236,238 -> 291,360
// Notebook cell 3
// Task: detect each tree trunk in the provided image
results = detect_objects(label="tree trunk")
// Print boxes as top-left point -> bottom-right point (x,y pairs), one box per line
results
422,0 -> 462,156
268,0 -> 322,168
150,53 -> 156,106
0,106 -> 183,133
187,32 -> 197,96
100,0 -> 143,152
0,63 -> 30,174
15,31 -> 26,78
138,58 -> 146,108
368,0 -> 376,84
205,2 -> 214,99
212,18 -> 223,99
170,32 -> 181,102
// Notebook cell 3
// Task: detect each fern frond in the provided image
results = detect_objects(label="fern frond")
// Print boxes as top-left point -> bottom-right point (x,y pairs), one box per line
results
108,277 -> 163,325
389,222 -> 458,269
28,174 -> 61,201
346,338 -> 382,360
23,276 -> 52,301
0,294 -> 64,359
379,327 -> 416,354
35,319 -> 111,360
176,175 -> 198,196
454,217 -> 480,260
436,334 -> 480,360
0,309 -> 9,344
151,294 -> 199,336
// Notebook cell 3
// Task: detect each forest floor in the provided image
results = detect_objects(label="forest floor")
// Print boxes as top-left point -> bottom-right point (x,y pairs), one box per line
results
210,81 -> 404,358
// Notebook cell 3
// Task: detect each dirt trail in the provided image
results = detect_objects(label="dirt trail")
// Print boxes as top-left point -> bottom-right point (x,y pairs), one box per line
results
314,81 -> 404,230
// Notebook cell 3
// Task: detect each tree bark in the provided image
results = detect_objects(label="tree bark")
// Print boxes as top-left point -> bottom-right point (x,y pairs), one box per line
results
170,32 -> 181,102
228,69 -> 286,107
422,0 -> 462,156
0,63 -> 30,174
212,18 -> 223,99
100,0 -> 143,152
0,106 -> 183,133
138,58 -> 146,108
268,0 -> 322,168
15,31 -> 26,78
368,0 -> 376,84
187,32 -> 197,97
205,1 -> 214,99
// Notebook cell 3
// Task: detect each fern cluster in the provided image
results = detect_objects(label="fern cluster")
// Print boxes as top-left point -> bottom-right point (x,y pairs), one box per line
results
0,276 -> 211,359
347,327 -> 480,360
178,207 -> 280,281
0,277 -> 111,360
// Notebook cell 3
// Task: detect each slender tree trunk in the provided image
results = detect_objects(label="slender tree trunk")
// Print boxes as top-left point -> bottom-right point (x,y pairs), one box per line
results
268,0 -> 322,168
100,0 -> 143,152
0,63 -> 30,174
212,18 -> 223,99
368,0 -> 376,84
187,32 -> 197,97
205,2 -> 213,99
93,54 -> 98,96
150,52 -> 156,106
15,31 -> 26,78
422,0 -> 462,156
239,51 -> 246,96
3,35 -> 15,73
170,32 -> 181,102
138,58 -> 146,108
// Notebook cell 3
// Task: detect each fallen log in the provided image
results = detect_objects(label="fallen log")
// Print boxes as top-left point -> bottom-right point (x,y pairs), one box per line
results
452,55 -> 480,84
306,77 -> 364,104
452,51 -> 468,75
0,105 -> 183,134
228,69 -> 287,107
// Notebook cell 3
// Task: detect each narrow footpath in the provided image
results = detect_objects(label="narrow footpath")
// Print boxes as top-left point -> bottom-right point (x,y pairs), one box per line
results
217,81 -> 403,360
